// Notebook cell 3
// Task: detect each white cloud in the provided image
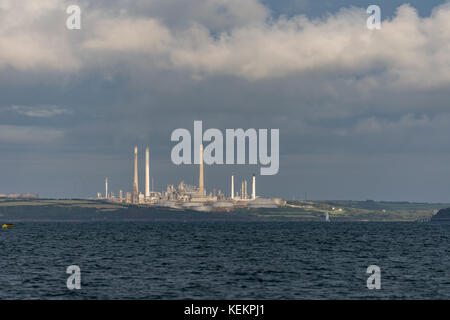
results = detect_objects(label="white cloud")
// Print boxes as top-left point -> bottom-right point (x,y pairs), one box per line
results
0,0 -> 79,71
10,105 -> 72,118
1,1 -> 450,89
354,114 -> 432,134
84,18 -> 172,53
0,125 -> 64,144
165,4 -> 450,86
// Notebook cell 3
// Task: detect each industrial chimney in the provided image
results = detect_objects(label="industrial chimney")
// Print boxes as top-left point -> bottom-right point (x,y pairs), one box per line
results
145,146 -> 150,200
199,144 -> 205,196
105,177 -> 108,199
231,173 -> 234,200
133,146 -> 139,203
252,174 -> 256,200
244,180 -> 247,199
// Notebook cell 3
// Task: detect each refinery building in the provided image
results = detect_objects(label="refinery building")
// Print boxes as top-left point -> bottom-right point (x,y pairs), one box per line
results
97,145 -> 283,211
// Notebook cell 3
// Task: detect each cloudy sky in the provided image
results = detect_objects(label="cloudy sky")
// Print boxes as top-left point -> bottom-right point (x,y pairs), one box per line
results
1,0 -> 450,202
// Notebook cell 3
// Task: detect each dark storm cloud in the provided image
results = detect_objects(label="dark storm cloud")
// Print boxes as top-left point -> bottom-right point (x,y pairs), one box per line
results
1,0 -> 450,202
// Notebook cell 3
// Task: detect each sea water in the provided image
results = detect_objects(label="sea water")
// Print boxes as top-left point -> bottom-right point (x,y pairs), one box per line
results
0,221 -> 449,299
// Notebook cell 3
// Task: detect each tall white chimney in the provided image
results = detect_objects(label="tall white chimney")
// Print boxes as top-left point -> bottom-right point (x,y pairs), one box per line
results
105,177 -> 108,199
133,146 -> 139,203
244,180 -> 247,199
145,146 -> 150,199
231,173 -> 234,199
199,144 -> 205,196
252,174 -> 256,200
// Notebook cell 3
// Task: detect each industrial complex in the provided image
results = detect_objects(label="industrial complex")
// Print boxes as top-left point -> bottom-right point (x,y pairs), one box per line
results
97,146 -> 284,212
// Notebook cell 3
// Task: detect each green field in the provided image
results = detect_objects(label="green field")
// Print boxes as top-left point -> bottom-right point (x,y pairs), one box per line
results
280,200 -> 446,221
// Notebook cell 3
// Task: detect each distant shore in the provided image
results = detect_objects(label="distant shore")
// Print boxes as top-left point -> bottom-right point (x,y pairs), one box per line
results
0,199 -> 447,222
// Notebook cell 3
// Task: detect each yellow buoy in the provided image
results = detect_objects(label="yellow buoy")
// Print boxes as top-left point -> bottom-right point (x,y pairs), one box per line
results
2,224 -> 15,228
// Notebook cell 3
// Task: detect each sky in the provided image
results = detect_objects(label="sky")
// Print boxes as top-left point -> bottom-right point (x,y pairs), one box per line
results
1,0 -> 450,202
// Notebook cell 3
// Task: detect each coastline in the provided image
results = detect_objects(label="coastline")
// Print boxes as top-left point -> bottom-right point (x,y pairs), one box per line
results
0,199 -> 447,222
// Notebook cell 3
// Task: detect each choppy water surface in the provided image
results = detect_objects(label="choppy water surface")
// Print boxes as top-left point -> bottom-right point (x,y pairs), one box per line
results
1,222 -> 449,299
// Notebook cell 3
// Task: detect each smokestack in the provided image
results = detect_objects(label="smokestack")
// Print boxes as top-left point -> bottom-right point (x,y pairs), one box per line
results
133,146 -> 139,203
241,181 -> 244,200
252,174 -> 256,200
199,144 -> 205,196
231,173 -> 234,199
244,180 -> 248,199
105,177 -> 108,199
145,146 -> 150,200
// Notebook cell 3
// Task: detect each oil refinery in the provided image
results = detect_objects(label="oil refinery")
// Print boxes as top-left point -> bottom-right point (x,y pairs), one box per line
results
97,145 -> 283,212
